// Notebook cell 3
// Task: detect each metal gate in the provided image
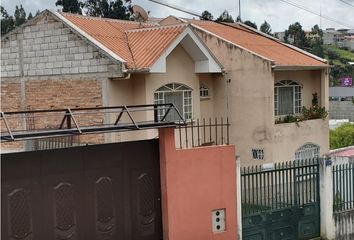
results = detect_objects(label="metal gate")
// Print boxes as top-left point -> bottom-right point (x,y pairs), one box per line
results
241,159 -> 320,240
1,139 -> 162,240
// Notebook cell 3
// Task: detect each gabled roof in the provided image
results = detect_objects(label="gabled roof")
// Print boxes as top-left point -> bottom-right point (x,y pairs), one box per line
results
186,20 -> 328,68
58,11 -> 222,72
126,24 -> 187,69
3,10 -> 328,71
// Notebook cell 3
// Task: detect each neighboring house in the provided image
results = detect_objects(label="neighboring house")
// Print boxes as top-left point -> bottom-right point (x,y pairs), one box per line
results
340,36 -> 354,50
1,10 -> 330,165
274,31 -> 294,43
328,146 -> 354,163
323,28 -> 343,45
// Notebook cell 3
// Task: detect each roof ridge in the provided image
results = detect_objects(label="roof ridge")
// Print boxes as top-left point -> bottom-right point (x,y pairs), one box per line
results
60,11 -> 157,26
126,23 -> 188,33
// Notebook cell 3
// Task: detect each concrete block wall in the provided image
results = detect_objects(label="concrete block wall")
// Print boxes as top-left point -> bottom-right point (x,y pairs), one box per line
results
1,14 -> 122,78
0,13 -> 124,151
329,101 -> 354,121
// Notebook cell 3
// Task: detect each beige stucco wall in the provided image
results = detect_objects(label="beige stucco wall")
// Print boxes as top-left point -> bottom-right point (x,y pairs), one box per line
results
106,26 -> 330,165
145,44 -> 201,119
194,28 -> 276,165
193,28 -> 330,165
199,73 -> 215,119
273,119 -> 329,163
108,44 -> 216,142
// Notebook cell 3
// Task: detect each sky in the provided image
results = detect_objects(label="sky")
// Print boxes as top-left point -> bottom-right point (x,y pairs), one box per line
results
1,0 -> 354,32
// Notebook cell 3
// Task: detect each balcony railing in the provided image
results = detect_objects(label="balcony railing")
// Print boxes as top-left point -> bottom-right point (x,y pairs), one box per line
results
175,118 -> 230,149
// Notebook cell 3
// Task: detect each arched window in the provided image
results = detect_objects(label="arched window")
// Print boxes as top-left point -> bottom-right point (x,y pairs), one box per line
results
294,143 -> 320,161
274,80 -> 302,116
154,83 -> 192,121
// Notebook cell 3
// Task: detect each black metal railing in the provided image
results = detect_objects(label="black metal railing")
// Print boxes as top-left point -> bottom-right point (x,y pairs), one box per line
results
241,158 -> 320,216
333,162 -> 354,212
175,117 -> 230,149
0,104 -> 186,142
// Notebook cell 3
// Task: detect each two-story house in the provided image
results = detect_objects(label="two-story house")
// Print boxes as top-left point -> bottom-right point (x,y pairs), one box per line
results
1,10 -> 330,165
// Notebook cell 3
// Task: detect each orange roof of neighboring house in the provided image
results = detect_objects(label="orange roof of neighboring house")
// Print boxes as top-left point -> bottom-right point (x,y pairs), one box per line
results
59,12 -> 327,69
188,20 -> 327,67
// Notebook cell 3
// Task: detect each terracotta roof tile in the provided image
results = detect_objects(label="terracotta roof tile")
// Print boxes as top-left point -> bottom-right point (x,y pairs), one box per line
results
60,13 -> 327,69
189,20 -> 328,67
127,25 -> 187,69
61,13 -> 187,69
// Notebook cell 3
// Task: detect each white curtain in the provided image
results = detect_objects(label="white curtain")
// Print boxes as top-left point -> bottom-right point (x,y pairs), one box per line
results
278,87 -> 293,115
164,92 -> 183,121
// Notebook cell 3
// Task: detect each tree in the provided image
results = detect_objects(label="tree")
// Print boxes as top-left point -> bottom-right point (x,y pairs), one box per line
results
1,6 -> 15,35
284,22 -> 309,49
14,5 -> 26,27
216,10 -> 234,23
260,21 -> 272,35
27,12 -> 33,20
84,0 -> 132,20
200,10 -> 213,20
311,24 -> 323,38
330,123 -> 354,149
56,0 -> 82,14
308,25 -> 324,57
243,20 -> 257,30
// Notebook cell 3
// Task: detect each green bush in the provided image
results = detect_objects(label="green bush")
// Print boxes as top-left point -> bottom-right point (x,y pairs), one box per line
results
330,123 -> 354,149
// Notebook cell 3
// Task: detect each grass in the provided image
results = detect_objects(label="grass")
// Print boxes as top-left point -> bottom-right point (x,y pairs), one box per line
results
324,45 -> 354,64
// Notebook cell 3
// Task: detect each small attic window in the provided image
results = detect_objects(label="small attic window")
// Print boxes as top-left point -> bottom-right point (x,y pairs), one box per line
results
200,85 -> 209,98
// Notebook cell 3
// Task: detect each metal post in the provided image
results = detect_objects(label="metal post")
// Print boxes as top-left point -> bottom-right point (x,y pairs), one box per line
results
236,155 -> 242,240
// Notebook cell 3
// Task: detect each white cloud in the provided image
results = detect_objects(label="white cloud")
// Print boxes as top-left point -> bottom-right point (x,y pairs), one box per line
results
1,0 -> 353,31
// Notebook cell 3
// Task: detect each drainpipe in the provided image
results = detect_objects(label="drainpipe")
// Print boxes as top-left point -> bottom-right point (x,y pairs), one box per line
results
223,70 -> 231,122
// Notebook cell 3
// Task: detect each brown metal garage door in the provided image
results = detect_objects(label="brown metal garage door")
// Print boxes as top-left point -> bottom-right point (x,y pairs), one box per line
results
1,139 -> 162,240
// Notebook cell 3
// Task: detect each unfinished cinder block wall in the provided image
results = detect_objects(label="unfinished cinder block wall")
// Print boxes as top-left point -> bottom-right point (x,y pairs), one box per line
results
1,13 -> 123,150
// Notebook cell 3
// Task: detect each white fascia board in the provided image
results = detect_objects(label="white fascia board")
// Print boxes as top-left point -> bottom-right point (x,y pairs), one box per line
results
150,26 -> 223,73
190,23 -> 275,64
49,9 -> 127,64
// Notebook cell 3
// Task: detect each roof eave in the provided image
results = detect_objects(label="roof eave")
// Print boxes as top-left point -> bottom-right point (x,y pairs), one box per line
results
273,65 -> 329,71
124,68 -> 150,74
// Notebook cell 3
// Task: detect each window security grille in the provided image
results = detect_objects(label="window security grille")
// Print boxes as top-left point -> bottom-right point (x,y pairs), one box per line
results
252,149 -> 264,160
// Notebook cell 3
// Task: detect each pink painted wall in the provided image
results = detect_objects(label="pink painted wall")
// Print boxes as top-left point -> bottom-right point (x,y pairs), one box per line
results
159,128 -> 238,240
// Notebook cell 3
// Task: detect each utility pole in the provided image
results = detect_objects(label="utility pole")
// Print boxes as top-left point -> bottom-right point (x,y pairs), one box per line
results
238,0 -> 241,21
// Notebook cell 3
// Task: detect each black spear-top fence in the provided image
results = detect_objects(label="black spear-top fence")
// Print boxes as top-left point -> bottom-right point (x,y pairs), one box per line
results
333,162 -> 354,212
241,158 -> 320,216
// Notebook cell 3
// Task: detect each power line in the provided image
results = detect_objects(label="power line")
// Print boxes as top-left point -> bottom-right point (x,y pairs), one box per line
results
338,0 -> 354,8
146,0 -> 353,29
147,0 -> 201,18
278,0 -> 353,28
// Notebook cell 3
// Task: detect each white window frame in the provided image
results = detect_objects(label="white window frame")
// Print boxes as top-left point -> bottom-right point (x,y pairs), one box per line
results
154,83 -> 193,121
199,85 -> 210,99
294,143 -> 320,162
274,80 -> 302,116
